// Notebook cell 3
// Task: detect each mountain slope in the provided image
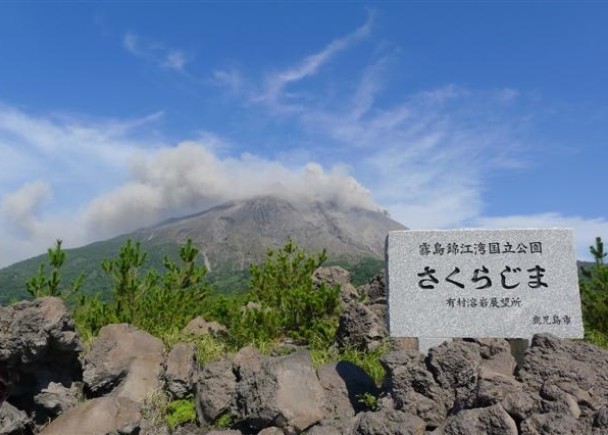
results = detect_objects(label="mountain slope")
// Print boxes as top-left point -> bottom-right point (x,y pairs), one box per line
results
0,196 -> 406,303
136,195 -> 406,271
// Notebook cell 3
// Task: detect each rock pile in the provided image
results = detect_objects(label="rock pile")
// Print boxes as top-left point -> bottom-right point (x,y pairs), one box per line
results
0,268 -> 607,434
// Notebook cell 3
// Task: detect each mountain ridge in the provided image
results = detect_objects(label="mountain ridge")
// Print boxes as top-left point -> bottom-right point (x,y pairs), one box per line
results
0,195 -> 406,303
129,195 -> 405,271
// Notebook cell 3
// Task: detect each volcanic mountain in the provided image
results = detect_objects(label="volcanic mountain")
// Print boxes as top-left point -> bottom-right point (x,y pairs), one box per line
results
135,195 -> 406,269
0,195 -> 406,302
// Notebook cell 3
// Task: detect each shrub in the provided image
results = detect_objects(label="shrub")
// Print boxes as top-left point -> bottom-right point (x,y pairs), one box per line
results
73,238 -> 212,341
226,240 -> 341,348
134,239 -> 212,337
26,239 -> 83,299
581,237 -> 608,339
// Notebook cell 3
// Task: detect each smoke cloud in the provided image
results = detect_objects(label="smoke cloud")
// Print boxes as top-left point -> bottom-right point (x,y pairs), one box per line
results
84,141 -> 380,238
1,181 -> 52,238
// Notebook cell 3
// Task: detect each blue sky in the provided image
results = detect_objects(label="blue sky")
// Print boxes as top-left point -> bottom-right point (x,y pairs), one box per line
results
0,2 -> 607,266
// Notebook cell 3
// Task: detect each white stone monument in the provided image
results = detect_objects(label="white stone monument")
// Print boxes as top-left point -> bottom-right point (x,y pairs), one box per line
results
386,229 -> 584,352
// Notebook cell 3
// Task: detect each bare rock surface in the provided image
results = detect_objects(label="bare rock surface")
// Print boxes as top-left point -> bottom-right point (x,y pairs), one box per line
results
257,427 -> 285,435
0,297 -> 81,365
195,357 -> 237,424
233,349 -> 325,433
313,266 -> 358,305
183,317 -> 228,338
380,349 -> 449,428
165,343 -> 196,399
33,381 -> 82,415
39,396 -> 141,435
357,271 -> 388,321
0,297 -> 82,425
438,404 -> 517,435
350,408 -> 426,435
519,412 -> 585,434
334,272 -> 391,353
427,340 -> 482,411
170,423 -> 207,434
316,361 -> 377,432
83,323 -> 164,403
204,430 -> 243,435
336,302 -> 386,352
0,401 -> 32,434
517,333 -> 608,405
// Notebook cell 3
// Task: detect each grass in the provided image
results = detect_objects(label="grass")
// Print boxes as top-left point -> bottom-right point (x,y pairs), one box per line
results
310,342 -> 387,387
165,397 -> 197,432
584,328 -> 608,349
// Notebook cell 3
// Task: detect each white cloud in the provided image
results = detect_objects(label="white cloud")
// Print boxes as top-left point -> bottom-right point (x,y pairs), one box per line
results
252,10 -> 374,108
0,104 -> 165,266
1,12 -> 602,271
0,104 -> 162,170
84,141 -> 379,239
0,181 -> 87,267
1,181 -> 52,238
123,32 -> 191,73
350,52 -> 394,120
0,101 -> 381,267
289,81 -> 528,233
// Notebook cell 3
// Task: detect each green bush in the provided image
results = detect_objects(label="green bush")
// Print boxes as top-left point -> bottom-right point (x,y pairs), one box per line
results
73,238 -> 212,341
585,328 -> 608,349
225,240 -> 341,348
26,239 -> 83,299
30,238 -> 347,362
66,238 -> 341,351
581,237 -> 608,341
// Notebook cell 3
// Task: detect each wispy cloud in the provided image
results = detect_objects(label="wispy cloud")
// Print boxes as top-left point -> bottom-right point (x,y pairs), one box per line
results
212,67 -> 243,94
215,20 -> 607,260
249,10 -> 374,109
0,104 -> 167,266
1,10 -> 604,269
0,104 -> 163,185
286,81 -> 528,233
123,32 -> 191,73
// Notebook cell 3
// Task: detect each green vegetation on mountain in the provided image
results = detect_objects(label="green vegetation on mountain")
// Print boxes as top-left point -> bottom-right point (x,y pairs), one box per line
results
0,195 -> 406,304
0,236 -> 187,305
0,241 -> 382,305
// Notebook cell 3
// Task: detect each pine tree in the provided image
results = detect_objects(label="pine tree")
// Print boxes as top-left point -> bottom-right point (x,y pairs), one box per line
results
26,239 -> 83,298
581,237 -> 608,335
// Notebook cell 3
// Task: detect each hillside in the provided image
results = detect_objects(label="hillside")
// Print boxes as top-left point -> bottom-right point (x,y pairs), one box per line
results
0,195 -> 406,304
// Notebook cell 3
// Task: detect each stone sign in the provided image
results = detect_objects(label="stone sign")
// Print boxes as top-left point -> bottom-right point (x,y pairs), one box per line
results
386,229 -> 584,339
